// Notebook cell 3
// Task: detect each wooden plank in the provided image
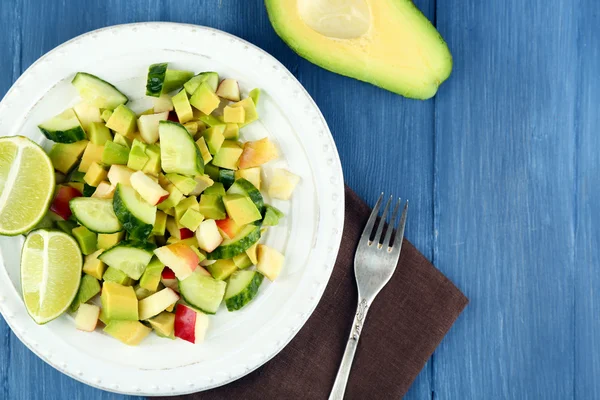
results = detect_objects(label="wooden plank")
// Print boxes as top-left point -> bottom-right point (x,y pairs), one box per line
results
433,0 -> 578,398
574,2 -> 600,399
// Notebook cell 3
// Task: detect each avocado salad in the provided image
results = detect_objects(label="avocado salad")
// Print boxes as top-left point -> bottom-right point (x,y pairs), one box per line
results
29,65 -> 300,345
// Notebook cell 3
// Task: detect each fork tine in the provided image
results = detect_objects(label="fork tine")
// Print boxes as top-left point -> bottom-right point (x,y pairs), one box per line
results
383,198 -> 401,247
359,193 -> 383,243
373,195 -> 393,246
391,200 -> 409,250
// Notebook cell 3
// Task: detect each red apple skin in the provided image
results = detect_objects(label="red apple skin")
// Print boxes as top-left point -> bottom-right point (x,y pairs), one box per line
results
156,193 -> 170,205
180,228 -> 194,239
175,304 -> 197,343
53,186 -> 82,220
167,243 -> 199,269
168,111 -> 179,122
215,218 -> 239,239
162,267 -> 176,280
196,266 -> 211,277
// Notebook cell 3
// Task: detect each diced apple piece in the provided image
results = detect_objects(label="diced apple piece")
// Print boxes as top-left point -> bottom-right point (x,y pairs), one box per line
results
189,175 -> 214,196
153,94 -> 174,113
75,303 -> 100,332
256,245 -> 285,281
92,181 -> 115,199
215,217 -> 242,240
235,167 -> 261,190
154,243 -> 199,280
51,185 -> 82,220
195,220 -> 223,253
107,165 -> 135,187
268,169 -> 300,200
174,304 -> 210,344
216,79 -> 241,102
130,171 -> 170,206
138,287 -> 180,320
161,267 -> 178,291
137,112 -> 169,144
238,137 -> 278,169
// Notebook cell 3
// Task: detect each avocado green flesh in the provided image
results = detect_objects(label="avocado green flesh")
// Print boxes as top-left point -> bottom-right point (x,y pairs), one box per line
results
265,0 -> 452,99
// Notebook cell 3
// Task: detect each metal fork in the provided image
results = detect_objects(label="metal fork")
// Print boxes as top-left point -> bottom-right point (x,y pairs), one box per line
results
329,194 -> 409,400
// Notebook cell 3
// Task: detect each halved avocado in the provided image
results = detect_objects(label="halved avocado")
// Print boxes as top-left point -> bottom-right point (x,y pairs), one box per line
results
265,0 -> 452,99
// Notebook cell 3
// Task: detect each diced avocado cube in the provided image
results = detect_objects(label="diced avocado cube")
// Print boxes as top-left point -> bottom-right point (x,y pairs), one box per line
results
165,173 -> 197,195
139,257 -> 165,292
89,122 -> 112,145
66,182 -> 84,194
83,249 -> 107,280
212,141 -> 243,170
263,205 -> 284,227
230,97 -> 258,127
56,219 -> 78,235
179,208 -> 204,231
194,108 -> 223,127
142,144 -> 161,176
103,320 -> 151,346
106,104 -> 137,136
103,266 -> 134,286
152,210 -> 167,236
49,140 -> 89,174
190,82 -> 220,115
69,169 -> 86,183
204,164 -> 220,182
256,245 -> 285,281
70,274 -> 101,312
72,225 -> 97,255
100,109 -> 113,123
183,121 -> 198,135
195,137 -> 213,164
249,88 -> 260,106
223,194 -> 262,225
235,167 -> 261,190
172,89 -> 194,123
203,125 -> 225,155
206,259 -> 237,280
127,139 -> 149,171
223,123 -> 239,140
233,253 -> 253,269
102,141 -> 130,165
79,142 -> 104,173
203,181 -> 225,196
156,183 -> 184,211
199,194 -> 226,220
148,312 -> 175,339
223,105 -> 245,124
113,133 -> 132,149
83,162 -> 108,187
174,196 -> 199,222
101,281 -> 138,321
97,231 -> 125,250
134,285 -> 154,300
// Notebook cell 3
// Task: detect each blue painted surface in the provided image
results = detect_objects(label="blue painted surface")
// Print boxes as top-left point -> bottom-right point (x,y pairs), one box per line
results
0,0 -> 597,399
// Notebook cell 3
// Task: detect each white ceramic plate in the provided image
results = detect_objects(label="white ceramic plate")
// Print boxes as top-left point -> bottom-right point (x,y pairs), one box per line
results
0,22 -> 344,396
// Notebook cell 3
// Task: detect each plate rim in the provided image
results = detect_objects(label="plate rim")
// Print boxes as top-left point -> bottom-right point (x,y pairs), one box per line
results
0,21 -> 345,395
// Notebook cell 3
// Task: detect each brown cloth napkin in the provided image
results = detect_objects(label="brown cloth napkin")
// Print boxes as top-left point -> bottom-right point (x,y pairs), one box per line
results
160,186 -> 468,399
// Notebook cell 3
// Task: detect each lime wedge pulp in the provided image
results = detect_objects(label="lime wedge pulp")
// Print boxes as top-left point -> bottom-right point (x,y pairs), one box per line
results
21,229 -> 83,324
0,136 -> 55,235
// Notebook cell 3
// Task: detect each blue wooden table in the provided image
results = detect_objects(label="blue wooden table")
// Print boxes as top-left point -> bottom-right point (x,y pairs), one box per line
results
1,1 -> 598,399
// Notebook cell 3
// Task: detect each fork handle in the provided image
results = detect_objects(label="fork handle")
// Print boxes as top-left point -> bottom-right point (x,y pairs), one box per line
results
329,298 -> 370,400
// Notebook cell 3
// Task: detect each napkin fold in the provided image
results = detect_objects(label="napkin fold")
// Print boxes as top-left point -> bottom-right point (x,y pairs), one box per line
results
162,186 -> 468,399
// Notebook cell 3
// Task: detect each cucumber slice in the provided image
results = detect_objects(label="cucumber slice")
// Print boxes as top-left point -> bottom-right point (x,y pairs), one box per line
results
178,272 -> 227,314
72,72 -> 128,110
184,72 -> 219,95
38,109 -> 86,143
145,63 -> 168,97
99,240 -> 156,280
158,121 -> 204,176
113,183 -> 156,240
69,198 -> 122,233
227,178 -> 265,213
219,169 -> 235,190
225,270 -> 264,311
207,225 -> 261,260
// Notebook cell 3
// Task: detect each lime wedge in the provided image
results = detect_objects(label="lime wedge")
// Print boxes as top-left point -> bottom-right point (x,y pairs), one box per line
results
21,229 -> 83,324
0,136 -> 55,235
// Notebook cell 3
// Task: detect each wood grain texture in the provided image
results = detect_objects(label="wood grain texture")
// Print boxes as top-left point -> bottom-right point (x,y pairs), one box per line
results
0,0 -> 597,399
